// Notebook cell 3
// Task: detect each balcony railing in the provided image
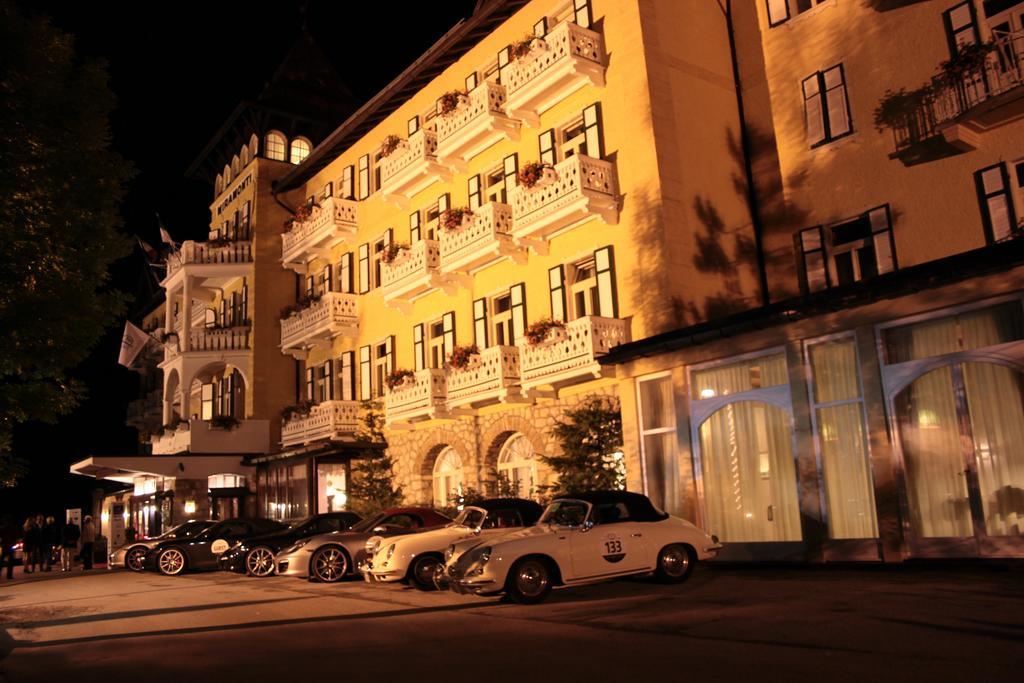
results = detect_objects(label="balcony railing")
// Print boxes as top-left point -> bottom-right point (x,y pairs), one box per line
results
519,316 -> 629,394
126,389 -> 162,430
151,418 -> 271,455
166,239 -> 253,279
379,128 -> 452,204
503,21 -> 606,126
280,292 -> 359,358
446,345 -> 523,409
439,202 -> 521,275
381,239 -> 443,307
434,81 -> 521,164
166,326 -> 251,359
281,400 -> 361,447
281,197 -> 358,271
510,155 -> 617,249
384,368 -> 448,425
888,30 -> 1024,154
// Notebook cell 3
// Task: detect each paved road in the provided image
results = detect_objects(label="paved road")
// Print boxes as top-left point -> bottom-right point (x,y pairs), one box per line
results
0,564 -> 1022,682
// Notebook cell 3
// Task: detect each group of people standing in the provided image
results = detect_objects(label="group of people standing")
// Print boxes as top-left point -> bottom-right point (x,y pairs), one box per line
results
0,513 -> 97,579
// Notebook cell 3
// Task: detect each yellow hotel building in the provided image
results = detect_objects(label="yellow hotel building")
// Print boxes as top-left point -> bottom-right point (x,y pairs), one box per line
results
75,0 -> 1024,562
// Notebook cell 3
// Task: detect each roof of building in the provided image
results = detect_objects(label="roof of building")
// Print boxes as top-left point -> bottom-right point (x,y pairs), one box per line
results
273,0 -> 530,195
600,237 -> 1024,366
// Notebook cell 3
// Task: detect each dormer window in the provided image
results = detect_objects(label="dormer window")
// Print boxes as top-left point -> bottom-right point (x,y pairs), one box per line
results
265,131 -> 287,162
290,137 -> 311,165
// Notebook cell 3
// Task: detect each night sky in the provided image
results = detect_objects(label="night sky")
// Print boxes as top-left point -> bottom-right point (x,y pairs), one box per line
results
1,0 -> 480,517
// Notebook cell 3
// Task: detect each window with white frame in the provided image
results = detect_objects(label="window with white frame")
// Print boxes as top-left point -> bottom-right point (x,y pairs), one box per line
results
637,373 -> 681,516
372,338 -> 393,399
484,164 -> 505,204
798,205 -> 896,292
766,0 -> 829,27
497,434 -> 537,499
289,138 -> 311,165
976,162 -> 1020,244
549,246 -> 617,321
432,447 -> 464,508
802,64 -> 851,147
265,131 -> 287,162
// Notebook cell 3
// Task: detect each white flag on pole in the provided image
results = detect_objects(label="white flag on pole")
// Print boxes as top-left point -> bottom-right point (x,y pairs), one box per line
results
159,226 -> 175,246
118,321 -> 153,368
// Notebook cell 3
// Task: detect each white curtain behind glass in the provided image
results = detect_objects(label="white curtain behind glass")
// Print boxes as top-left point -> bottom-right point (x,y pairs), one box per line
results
638,377 -> 680,515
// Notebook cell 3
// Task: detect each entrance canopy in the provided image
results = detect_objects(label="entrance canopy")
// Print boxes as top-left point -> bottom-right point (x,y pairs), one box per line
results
71,455 -> 253,485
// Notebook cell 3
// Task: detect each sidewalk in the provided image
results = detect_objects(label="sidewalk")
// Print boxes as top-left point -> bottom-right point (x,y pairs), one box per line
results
0,563 -> 110,588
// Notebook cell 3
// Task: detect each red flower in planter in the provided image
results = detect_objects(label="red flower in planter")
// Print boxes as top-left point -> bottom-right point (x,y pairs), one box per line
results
525,317 -> 566,346
518,161 -> 555,189
381,242 -> 410,265
438,90 -> 468,116
385,368 -> 416,390
379,134 -> 404,158
440,207 -> 474,231
446,344 -> 480,370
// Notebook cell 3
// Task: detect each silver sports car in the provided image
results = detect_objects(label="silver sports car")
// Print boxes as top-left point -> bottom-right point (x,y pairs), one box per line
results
274,507 -> 449,582
108,520 -> 214,571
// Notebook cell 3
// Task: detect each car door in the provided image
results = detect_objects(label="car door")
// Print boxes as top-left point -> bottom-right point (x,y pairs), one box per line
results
568,503 -> 650,581
201,522 -> 251,568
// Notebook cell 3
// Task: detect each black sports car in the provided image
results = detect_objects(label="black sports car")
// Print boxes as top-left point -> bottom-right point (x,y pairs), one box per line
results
143,517 -> 287,575
218,511 -> 362,577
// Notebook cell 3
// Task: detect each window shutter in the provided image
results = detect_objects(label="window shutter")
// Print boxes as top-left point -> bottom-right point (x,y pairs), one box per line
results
305,274 -> 315,297
442,311 -> 456,359
766,0 -> 789,27
386,336 -> 395,373
407,116 -> 420,136
582,103 -> 603,159
323,264 -> 333,292
594,246 -> 618,318
548,265 -> 567,321
868,205 -> 897,274
385,227 -> 394,246
323,182 -> 333,199
498,47 -> 511,85
220,299 -> 228,326
241,283 -> 248,324
976,163 -> 1017,243
358,243 -> 370,294
323,360 -> 335,400
473,298 -> 489,348
510,283 -> 527,343
339,252 -> 353,293
943,1 -> 979,58
465,72 -> 478,91
409,211 -> 421,242
357,154 -> 370,200
573,0 -> 592,28
440,193 -> 451,213
413,324 -> 425,371
539,129 -> 556,165
468,174 -> 482,210
799,227 -> 829,293
534,17 -> 549,36
340,351 -> 355,401
305,367 -> 315,402
823,66 -> 851,139
503,154 -> 518,202
341,165 -> 355,199
802,74 -> 826,147
359,346 -> 372,400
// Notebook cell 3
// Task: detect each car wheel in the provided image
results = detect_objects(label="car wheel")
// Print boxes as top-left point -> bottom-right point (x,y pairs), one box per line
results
245,546 -> 276,577
125,546 -> 148,572
655,544 -> 696,584
506,557 -> 553,604
310,546 -> 347,583
409,554 -> 442,591
157,548 -> 186,576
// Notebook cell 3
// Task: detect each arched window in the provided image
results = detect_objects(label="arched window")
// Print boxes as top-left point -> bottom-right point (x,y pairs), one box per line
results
432,447 -> 464,507
248,133 -> 259,158
498,434 -> 537,498
290,137 -> 312,165
222,164 -> 232,186
231,154 -> 240,176
240,145 -> 250,167
265,131 -> 287,161
215,174 -> 223,195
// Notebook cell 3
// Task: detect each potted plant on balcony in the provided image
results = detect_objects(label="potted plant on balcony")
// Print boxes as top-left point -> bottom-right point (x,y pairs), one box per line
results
381,242 -> 411,266
509,34 -> 548,62
281,400 -> 314,423
438,90 -> 469,117
525,317 -> 566,346
209,415 -> 240,431
446,344 -> 481,371
379,134 -> 407,158
439,207 -> 474,232
518,161 -> 556,190
385,368 -> 416,391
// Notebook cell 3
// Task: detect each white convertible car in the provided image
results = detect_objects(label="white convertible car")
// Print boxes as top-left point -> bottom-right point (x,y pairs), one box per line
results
443,491 -> 721,604
361,498 -> 543,590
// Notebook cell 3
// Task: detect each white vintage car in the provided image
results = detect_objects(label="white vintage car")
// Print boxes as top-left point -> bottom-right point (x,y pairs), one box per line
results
361,498 -> 543,590
443,491 -> 721,603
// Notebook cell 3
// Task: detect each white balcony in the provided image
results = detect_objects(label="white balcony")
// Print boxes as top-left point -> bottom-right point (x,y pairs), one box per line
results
503,21 -> 606,126
280,292 -> 359,359
384,368 -> 449,426
434,81 -> 521,165
446,345 -> 525,410
281,197 -> 358,273
509,155 -> 618,252
380,128 -> 452,205
166,326 -> 251,360
519,316 -> 629,394
381,239 -> 444,310
281,400 -> 361,447
151,418 -> 271,455
165,239 -> 253,281
439,202 -> 523,276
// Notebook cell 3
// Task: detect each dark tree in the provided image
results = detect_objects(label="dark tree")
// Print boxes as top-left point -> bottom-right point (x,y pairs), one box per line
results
540,396 -> 625,496
347,402 -> 403,516
0,1 -> 133,484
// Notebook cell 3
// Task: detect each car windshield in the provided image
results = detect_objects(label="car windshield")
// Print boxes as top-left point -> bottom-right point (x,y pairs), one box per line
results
164,521 -> 210,539
286,516 -> 314,531
540,500 -> 591,527
454,507 -> 486,529
350,513 -> 388,533
193,522 -> 226,540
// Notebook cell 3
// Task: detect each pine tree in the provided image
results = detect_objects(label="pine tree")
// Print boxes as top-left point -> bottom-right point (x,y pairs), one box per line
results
540,396 -> 625,496
347,401 -> 403,517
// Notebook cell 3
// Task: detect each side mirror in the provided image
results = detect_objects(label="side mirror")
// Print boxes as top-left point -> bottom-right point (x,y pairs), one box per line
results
578,520 -> 594,533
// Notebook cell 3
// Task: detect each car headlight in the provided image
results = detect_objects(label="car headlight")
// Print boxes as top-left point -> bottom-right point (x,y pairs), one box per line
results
445,544 -> 455,563
466,546 -> 492,576
288,539 -> 310,553
365,536 -> 383,555
385,544 -> 396,562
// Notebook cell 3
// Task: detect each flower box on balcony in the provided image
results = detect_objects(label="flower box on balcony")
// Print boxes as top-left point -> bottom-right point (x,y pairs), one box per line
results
381,239 -> 443,309
280,291 -> 360,359
281,197 -> 358,272
439,202 -> 522,276
435,81 -> 521,164
519,316 -> 629,395
384,368 -> 449,425
281,400 -> 361,447
503,21 -> 606,126
446,345 -> 525,410
509,154 -> 618,251
379,128 -> 452,205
